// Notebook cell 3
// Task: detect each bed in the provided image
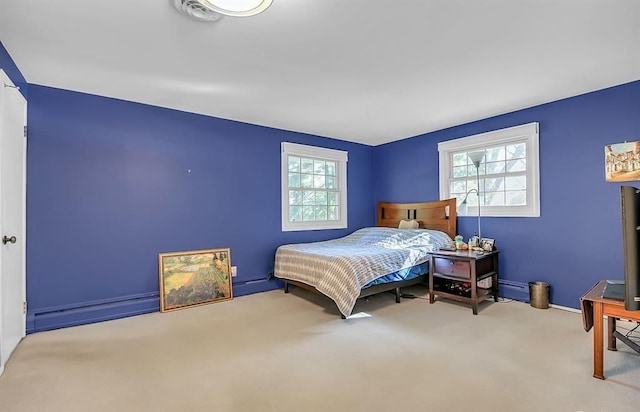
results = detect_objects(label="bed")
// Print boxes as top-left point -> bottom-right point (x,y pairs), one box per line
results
274,199 -> 457,318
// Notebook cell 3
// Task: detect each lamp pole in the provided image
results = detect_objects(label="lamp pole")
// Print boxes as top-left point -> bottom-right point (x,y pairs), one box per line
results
475,167 -> 481,239
468,151 -> 485,239
459,187 -> 480,239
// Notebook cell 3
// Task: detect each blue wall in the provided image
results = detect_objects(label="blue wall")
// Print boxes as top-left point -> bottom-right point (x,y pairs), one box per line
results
373,80 -> 640,309
0,42 -> 27,99
25,85 -> 374,331
4,38 -> 639,328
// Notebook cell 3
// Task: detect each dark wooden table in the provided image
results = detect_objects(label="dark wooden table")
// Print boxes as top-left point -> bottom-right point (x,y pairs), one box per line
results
428,249 -> 499,315
580,280 -> 640,379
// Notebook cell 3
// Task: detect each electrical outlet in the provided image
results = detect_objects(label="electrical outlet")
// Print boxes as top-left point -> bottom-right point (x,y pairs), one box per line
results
231,266 -> 237,277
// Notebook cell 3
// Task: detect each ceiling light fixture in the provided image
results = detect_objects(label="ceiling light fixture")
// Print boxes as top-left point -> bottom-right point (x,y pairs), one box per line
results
170,0 -> 273,22
170,0 -> 224,22
199,0 -> 273,17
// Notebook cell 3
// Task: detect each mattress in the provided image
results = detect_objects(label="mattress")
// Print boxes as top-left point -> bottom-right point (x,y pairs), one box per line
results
362,261 -> 429,288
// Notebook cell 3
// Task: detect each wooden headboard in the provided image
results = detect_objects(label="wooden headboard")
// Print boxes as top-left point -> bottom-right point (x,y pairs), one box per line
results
377,199 -> 457,239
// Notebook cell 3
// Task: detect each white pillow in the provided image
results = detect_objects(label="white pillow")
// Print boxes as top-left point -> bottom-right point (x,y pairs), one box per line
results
398,219 -> 419,229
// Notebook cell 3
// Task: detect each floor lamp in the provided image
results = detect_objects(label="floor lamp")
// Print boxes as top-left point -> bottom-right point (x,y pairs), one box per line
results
458,151 -> 485,240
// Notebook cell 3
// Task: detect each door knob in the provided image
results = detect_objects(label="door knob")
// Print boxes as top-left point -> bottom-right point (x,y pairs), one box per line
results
2,236 -> 16,244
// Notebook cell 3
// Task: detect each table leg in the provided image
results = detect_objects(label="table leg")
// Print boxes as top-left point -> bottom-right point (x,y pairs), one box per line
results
428,268 -> 435,304
608,317 -> 617,351
471,261 -> 478,315
493,255 -> 499,302
593,301 -> 604,379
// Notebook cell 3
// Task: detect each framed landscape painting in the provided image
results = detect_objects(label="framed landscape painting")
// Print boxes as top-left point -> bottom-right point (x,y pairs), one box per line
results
158,248 -> 233,312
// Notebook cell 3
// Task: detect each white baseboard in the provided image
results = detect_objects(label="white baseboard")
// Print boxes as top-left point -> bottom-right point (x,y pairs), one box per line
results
549,303 -> 581,314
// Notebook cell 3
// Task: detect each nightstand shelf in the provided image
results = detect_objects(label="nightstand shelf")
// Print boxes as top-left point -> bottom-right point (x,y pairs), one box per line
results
428,249 -> 499,315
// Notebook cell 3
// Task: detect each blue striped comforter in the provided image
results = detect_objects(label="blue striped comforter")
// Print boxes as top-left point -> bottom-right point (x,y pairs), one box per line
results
274,227 -> 452,317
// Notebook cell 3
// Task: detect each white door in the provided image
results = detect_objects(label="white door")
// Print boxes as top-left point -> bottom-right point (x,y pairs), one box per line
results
0,69 -> 27,376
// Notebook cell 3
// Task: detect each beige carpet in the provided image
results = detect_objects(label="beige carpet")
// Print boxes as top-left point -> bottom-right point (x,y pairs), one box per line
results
1,285 -> 639,412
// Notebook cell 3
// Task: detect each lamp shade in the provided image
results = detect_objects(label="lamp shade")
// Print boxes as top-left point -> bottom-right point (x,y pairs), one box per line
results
458,199 -> 468,215
468,151 -> 485,168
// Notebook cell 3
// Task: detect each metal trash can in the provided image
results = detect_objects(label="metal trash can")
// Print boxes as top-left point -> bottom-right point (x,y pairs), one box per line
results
529,281 -> 550,309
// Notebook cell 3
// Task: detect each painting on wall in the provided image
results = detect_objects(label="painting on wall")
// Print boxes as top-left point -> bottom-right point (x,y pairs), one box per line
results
158,248 -> 233,312
605,141 -> 640,182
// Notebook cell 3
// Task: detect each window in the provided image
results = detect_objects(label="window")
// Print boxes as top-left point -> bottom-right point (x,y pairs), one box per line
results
281,142 -> 348,231
438,122 -> 540,217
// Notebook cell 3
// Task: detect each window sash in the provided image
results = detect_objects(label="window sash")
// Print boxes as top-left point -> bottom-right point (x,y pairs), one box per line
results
281,142 -> 348,231
438,123 -> 540,218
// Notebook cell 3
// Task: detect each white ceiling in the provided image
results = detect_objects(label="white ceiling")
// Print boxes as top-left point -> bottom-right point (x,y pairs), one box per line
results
1,0 -> 639,146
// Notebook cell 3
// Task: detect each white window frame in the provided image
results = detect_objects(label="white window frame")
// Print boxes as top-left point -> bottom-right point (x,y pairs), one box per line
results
438,122 -> 540,217
281,142 -> 348,231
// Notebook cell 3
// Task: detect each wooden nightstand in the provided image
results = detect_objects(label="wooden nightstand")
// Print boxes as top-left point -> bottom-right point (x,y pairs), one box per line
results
428,249 -> 499,315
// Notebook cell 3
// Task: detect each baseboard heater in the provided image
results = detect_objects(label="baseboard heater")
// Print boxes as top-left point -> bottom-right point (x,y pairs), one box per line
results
498,280 -> 529,303
233,278 -> 282,295
27,279 -> 285,333
28,292 -> 160,334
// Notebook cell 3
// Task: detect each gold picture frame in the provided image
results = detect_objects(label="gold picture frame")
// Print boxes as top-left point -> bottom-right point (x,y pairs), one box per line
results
158,248 -> 232,312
